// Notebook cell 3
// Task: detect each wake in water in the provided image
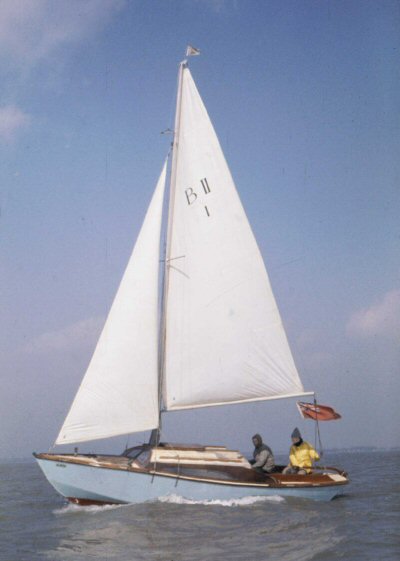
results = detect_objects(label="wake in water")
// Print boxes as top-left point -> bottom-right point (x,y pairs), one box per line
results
53,502 -> 129,515
157,493 -> 285,506
53,493 -> 285,514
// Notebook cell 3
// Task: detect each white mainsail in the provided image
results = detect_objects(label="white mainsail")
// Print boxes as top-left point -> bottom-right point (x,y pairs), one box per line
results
56,162 -> 167,445
163,65 -> 305,410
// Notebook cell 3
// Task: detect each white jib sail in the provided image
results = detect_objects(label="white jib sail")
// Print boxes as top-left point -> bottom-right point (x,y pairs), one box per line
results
163,66 -> 305,411
56,162 -> 167,444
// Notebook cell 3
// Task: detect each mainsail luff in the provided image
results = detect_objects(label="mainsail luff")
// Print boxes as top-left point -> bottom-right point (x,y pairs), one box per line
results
159,61 -> 186,414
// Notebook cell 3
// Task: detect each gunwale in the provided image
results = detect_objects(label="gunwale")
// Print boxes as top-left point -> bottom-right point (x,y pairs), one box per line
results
34,451 -> 348,490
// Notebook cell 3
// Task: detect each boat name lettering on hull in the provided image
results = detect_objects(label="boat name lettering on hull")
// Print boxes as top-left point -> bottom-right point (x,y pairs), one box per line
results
56,463 -> 67,468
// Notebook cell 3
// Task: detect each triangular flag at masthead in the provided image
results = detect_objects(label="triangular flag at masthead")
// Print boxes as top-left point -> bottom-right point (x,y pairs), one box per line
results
186,45 -> 200,57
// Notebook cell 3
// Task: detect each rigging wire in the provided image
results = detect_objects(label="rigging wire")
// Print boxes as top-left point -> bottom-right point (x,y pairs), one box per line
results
313,395 -> 324,458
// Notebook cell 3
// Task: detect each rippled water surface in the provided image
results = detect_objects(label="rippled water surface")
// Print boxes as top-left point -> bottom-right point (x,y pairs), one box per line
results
1,451 -> 399,561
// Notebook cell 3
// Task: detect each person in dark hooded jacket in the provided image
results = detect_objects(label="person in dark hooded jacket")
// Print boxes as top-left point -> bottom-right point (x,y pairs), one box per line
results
250,434 -> 276,473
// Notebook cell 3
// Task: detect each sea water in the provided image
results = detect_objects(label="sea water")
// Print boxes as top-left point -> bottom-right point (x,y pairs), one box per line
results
1,450 -> 399,561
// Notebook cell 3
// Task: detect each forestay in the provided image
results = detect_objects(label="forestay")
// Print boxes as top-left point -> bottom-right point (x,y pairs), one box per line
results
56,162 -> 167,444
163,65 -> 305,410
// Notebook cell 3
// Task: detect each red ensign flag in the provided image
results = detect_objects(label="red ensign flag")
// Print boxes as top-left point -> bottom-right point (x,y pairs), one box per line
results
297,402 -> 341,421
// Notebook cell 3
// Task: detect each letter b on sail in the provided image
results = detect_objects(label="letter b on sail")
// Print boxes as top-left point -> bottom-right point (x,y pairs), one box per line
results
185,188 -> 198,205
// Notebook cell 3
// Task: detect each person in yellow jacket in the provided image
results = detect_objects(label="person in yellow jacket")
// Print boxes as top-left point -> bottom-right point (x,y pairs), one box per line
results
282,427 -> 320,474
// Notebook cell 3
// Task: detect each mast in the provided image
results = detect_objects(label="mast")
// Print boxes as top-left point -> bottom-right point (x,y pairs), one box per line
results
150,57 -> 186,446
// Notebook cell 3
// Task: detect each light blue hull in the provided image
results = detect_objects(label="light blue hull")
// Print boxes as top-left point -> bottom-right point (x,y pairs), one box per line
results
36,458 -> 344,503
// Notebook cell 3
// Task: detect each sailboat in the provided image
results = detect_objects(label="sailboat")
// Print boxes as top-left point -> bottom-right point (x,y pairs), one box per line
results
35,50 -> 348,503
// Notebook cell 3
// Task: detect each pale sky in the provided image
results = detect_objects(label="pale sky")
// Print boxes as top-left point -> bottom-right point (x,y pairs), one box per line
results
1,0 -> 399,459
